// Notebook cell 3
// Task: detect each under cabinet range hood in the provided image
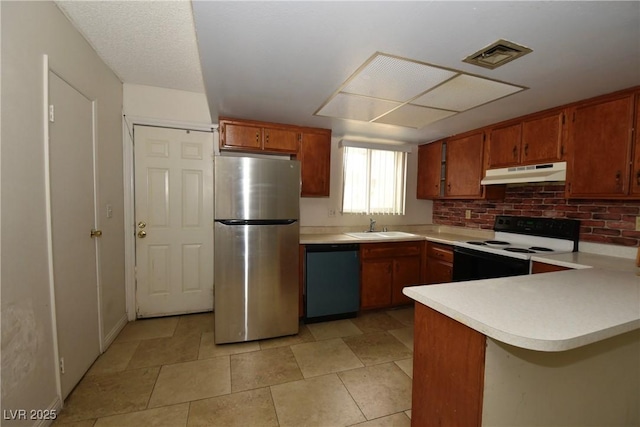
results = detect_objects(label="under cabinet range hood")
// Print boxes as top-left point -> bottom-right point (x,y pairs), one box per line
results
481,162 -> 567,185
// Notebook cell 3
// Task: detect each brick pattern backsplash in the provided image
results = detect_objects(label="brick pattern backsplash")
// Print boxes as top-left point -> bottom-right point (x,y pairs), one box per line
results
433,184 -> 640,247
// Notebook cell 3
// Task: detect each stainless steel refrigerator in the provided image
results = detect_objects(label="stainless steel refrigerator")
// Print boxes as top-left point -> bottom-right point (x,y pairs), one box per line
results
213,156 -> 300,344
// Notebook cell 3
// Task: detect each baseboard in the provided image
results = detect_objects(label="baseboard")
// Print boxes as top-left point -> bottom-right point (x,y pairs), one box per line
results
102,313 -> 129,350
33,396 -> 62,427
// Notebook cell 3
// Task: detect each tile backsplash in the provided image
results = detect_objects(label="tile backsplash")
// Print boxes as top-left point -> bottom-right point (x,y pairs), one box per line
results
433,184 -> 640,247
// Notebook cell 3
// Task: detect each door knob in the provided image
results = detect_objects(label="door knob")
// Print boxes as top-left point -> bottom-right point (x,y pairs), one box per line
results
138,221 -> 146,229
90,229 -> 102,238
138,230 -> 147,238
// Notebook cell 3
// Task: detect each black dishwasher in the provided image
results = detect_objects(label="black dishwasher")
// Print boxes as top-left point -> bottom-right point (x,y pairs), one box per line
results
305,244 -> 360,323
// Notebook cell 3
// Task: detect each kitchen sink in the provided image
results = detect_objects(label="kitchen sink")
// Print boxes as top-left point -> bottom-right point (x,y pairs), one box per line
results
344,231 -> 418,239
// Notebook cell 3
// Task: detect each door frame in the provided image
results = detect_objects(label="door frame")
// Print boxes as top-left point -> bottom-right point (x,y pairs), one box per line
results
122,115 -> 217,320
42,55 -> 103,401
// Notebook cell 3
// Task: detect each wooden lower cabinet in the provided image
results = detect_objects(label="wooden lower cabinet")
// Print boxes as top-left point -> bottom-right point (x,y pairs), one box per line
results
360,241 -> 424,310
425,242 -> 453,284
412,303 -> 640,426
531,261 -> 571,274
413,303 -> 485,426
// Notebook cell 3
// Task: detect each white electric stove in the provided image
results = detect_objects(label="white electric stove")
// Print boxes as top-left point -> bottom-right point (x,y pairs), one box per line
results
453,216 -> 581,280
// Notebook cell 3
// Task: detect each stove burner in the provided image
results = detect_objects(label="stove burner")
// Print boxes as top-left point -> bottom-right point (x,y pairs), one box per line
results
467,241 -> 487,246
504,248 -> 535,253
530,246 -> 553,252
485,240 -> 510,245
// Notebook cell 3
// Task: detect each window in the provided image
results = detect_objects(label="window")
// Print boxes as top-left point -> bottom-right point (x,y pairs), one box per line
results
341,143 -> 408,215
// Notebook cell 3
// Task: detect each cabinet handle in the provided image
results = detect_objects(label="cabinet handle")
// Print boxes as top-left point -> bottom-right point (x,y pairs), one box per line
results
513,145 -> 518,159
560,145 -> 565,156
615,170 -> 621,183
524,143 -> 529,157
256,132 -> 260,143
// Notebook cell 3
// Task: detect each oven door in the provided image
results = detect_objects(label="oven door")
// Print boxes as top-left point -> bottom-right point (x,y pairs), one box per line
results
452,247 -> 530,282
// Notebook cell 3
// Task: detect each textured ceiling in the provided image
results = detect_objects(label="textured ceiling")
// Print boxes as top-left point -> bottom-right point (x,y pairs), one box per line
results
56,1 -> 640,144
56,0 -> 204,93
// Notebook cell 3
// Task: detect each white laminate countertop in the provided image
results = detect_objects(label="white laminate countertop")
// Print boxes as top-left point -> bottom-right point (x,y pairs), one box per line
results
404,265 -> 640,352
299,229 -> 487,245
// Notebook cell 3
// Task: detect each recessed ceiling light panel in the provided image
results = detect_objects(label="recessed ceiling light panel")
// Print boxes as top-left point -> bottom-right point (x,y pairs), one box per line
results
412,74 -> 525,111
314,51 -> 528,129
373,105 -> 456,129
342,54 -> 457,102
316,93 -> 401,122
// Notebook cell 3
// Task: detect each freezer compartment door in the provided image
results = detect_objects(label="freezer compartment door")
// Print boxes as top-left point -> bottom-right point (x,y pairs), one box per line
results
214,221 -> 299,343
214,156 -> 300,220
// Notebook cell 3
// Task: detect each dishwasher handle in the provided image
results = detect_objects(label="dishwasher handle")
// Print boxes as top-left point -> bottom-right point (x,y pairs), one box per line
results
305,243 -> 360,253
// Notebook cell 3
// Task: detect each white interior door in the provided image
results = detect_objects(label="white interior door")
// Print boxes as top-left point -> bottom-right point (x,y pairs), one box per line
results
48,71 -> 100,399
134,125 -> 214,317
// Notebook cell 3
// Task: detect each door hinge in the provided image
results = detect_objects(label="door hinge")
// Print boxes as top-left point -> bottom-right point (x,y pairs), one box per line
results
49,105 -> 55,123
59,357 -> 65,374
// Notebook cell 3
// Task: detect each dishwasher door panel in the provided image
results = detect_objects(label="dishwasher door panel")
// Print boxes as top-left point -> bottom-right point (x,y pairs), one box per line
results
305,246 -> 360,320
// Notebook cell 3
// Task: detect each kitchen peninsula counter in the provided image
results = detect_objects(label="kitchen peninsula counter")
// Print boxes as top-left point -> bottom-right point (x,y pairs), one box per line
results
404,267 -> 639,351
404,253 -> 640,426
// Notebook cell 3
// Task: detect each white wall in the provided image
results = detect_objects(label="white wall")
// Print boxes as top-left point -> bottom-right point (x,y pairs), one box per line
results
123,83 -> 211,123
1,1 -> 124,421
300,137 -> 433,228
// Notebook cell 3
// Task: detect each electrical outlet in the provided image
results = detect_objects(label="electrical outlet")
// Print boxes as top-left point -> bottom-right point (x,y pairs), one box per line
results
328,209 -> 336,217
636,216 -> 640,231
465,209 -> 471,219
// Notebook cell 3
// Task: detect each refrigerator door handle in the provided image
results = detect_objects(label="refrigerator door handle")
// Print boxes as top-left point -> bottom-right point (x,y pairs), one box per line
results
216,219 -> 297,226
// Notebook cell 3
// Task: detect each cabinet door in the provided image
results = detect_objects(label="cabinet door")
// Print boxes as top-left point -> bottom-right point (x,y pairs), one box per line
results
521,111 -> 564,165
221,121 -> 262,150
631,95 -> 640,196
392,255 -> 422,305
531,261 -> 571,274
426,259 -> 453,284
566,94 -> 634,198
361,259 -> 392,309
417,141 -> 443,199
300,130 -> 331,197
445,131 -> 485,198
263,127 -> 299,153
488,123 -> 521,168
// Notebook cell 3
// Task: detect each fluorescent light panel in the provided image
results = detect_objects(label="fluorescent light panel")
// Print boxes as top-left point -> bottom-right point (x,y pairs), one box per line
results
315,52 -> 527,129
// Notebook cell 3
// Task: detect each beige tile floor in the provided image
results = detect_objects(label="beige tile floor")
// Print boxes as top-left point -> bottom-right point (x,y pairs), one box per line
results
53,307 -> 415,427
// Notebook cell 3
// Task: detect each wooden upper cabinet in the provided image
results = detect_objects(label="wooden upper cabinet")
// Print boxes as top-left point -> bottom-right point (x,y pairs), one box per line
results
299,129 -> 331,197
263,127 -> 299,153
222,120 -> 262,150
565,93 -> 635,198
521,111 -> 564,164
219,117 -> 332,197
445,131 -> 485,198
487,110 -> 564,169
630,94 -> 640,197
417,141 -> 443,199
487,123 -> 522,168
219,117 -> 299,154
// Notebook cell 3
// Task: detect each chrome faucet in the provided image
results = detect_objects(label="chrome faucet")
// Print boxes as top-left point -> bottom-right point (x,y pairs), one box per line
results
369,218 -> 376,232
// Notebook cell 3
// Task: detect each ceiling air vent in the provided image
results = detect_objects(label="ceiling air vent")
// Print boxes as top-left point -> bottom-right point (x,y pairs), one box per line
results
463,39 -> 532,70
